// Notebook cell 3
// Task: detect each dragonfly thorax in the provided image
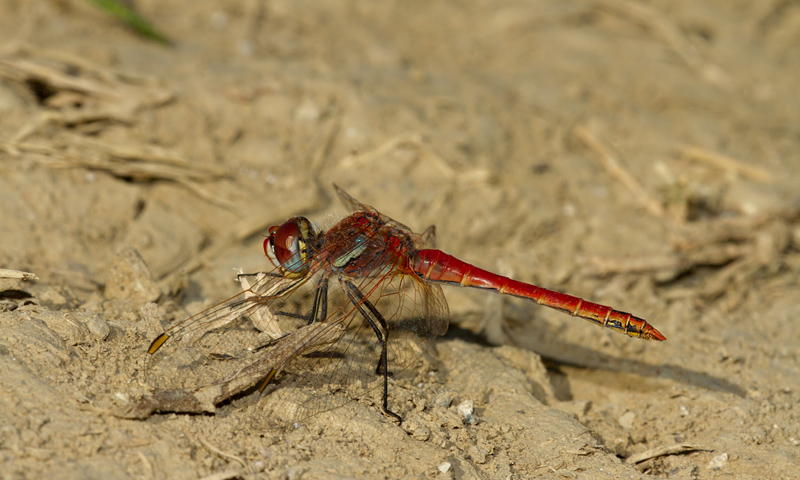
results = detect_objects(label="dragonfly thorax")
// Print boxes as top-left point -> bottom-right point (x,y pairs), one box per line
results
322,212 -> 417,278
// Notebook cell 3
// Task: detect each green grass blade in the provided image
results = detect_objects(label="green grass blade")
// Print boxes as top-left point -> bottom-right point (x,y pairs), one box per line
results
85,0 -> 171,45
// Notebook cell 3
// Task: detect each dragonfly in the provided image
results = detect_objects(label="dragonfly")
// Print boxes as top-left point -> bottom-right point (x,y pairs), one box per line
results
141,185 -> 665,425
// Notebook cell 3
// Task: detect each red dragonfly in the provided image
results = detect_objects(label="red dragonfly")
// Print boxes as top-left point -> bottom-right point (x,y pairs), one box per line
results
143,186 -> 664,425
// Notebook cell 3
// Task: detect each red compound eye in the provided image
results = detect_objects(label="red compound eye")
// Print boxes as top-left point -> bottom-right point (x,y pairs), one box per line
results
264,217 -> 314,276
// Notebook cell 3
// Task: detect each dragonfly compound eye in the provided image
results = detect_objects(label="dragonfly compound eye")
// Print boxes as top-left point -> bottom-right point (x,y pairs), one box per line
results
264,217 -> 314,276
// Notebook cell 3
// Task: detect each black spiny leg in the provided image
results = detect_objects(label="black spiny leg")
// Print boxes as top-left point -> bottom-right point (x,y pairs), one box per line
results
311,278 -> 329,324
342,280 -> 402,424
270,275 -> 330,324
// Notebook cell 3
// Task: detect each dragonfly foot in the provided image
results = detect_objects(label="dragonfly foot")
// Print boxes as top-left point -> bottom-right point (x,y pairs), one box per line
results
383,407 -> 402,424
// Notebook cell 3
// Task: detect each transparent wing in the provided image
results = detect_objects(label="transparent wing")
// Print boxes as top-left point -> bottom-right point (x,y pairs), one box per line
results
143,267 -> 323,394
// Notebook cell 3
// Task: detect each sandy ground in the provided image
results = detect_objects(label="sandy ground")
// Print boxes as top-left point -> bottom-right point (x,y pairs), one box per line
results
1,1 -> 800,479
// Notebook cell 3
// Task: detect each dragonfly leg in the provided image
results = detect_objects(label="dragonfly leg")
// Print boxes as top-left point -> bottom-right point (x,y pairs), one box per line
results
272,275 -> 330,324
310,278 -> 329,324
342,280 -> 402,424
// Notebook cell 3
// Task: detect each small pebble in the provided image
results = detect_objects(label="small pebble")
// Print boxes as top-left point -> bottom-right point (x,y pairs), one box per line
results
433,390 -> 453,408
708,452 -> 728,470
457,399 -> 473,417
457,399 -> 478,425
618,411 -> 636,429
85,314 -> 111,340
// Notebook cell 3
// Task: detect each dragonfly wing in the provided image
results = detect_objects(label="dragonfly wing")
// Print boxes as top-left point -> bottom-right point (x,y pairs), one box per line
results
380,274 -> 449,367
144,269 -> 319,393
333,184 -> 371,213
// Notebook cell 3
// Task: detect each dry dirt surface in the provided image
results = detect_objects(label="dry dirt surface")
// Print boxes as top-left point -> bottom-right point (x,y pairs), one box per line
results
2,1 -> 800,479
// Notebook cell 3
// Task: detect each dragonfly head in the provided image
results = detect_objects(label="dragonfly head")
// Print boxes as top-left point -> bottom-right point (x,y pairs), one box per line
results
264,217 -> 316,277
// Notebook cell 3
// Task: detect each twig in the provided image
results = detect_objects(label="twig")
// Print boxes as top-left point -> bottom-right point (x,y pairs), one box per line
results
10,110 -> 133,144
172,178 -> 239,212
63,134 -> 225,175
0,4 -> 43,55
669,213 -> 772,249
136,451 -> 154,479
627,443 -> 713,464
197,471 -> 244,480
1,48 -> 174,143
675,145 -> 775,184
309,102 -> 342,172
581,243 -> 750,277
117,320 -> 346,418
338,132 -> 425,167
193,432 -> 247,468
573,125 -> 666,219
6,90 -> 174,143
200,470 -> 244,480
4,139 -> 235,211
593,0 -> 732,88
0,58 -> 124,100
0,269 -> 38,281
4,42 -> 163,86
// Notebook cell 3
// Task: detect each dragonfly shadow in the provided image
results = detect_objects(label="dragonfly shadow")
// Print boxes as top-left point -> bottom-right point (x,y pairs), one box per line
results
444,325 -> 746,399
539,343 -> 746,400
441,323 -> 495,347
